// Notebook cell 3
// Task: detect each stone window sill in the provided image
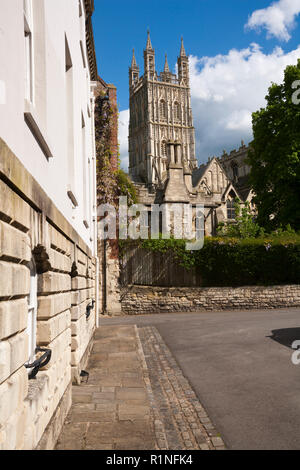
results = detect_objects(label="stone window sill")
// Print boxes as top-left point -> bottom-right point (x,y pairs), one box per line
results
67,189 -> 79,207
24,100 -> 53,160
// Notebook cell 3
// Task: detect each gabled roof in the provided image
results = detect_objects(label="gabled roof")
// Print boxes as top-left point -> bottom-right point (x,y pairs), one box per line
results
192,157 -> 250,202
192,157 -> 226,189
222,183 -> 244,203
192,163 -> 209,187
238,186 -> 253,202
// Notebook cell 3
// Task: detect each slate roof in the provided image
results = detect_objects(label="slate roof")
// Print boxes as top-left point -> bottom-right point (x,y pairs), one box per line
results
191,164 -> 209,187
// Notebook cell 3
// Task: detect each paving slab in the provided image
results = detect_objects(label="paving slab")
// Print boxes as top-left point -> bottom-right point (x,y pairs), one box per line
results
101,308 -> 300,450
56,324 -> 224,450
56,325 -> 156,450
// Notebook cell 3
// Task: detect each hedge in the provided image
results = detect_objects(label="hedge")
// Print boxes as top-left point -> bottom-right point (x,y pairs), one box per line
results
125,236 -> 300,287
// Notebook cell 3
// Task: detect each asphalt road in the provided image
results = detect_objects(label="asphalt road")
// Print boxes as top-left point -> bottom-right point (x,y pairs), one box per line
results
100,308 -> 300,450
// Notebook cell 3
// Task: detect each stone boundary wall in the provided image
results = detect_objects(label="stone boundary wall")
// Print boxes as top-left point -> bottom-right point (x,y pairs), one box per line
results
121,285 -> 300,314
0,140 -> 97,450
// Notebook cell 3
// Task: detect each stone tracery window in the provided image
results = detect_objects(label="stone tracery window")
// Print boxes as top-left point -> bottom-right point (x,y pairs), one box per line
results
161,140 -> 167,157
174,101 -> 180,121
160,100 -> 167,121
231,161 -> 238,181
227,199 -> 236,220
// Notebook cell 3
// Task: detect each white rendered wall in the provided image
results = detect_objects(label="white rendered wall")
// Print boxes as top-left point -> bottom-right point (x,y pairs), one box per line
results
0,0 -> 96,252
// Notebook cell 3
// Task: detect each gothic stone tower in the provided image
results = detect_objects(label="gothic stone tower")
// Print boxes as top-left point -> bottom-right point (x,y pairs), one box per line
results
129,32 -> 197,187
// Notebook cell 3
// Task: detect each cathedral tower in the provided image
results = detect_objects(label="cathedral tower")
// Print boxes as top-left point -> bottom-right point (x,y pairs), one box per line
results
129,33 -> 197,186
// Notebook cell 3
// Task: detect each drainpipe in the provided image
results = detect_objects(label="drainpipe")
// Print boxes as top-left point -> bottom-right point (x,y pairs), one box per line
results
103,238 -> 107,314
90,81 -> 99,328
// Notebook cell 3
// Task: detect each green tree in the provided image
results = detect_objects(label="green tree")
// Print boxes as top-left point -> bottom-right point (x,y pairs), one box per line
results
217,200 -> 262,239
248,59 -> 300,231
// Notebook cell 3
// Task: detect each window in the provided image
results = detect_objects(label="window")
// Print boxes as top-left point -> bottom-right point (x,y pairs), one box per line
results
161,141 -> 167,157
82,113 -> 88,226
26,259 -> 37,370
231,162 -> 238,181
174,102 -> 180,121
24,0 -> 33,103
132,72 -> 138,86
65,35 -> 77,206
148,56 -> 155,79
227,199 -> 236,220
160,100 -> 167,120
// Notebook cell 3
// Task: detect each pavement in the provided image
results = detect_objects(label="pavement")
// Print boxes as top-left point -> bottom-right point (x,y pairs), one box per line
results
57,307 -> 300,450
56,325 -> 156,450
100,307 -> 300,450
56,323 -> 224,450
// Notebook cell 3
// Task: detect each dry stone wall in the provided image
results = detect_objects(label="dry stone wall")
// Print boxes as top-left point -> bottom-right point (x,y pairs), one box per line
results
121,285 -> 300,314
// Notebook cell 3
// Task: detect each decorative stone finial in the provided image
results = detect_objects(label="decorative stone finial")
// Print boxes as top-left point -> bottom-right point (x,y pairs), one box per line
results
131,48 -> 138,69
180,36 -> 187,57
164,54 -> 170,73
146,29 -> 153,50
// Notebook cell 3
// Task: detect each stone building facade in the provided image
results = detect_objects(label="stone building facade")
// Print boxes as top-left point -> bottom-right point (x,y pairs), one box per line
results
129,33 -> 197,186
217,142 -> 252,204
128,33 -> 253,236
0,0 -> 98,449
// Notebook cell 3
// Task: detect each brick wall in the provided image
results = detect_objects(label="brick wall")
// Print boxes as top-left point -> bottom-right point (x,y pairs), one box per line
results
95,78 -> 118,172
107,84 -> 118,172
121,285 -> 300,314
0,139 -> 97,449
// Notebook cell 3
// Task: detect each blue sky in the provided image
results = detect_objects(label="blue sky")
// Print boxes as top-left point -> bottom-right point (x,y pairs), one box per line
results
93,0 -> 300,168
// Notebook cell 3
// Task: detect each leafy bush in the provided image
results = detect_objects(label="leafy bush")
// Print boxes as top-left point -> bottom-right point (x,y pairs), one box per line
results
192,237 -> 300,286
121,234 -> 300,287
116,169 -> 138,205
217,200 -> 262,239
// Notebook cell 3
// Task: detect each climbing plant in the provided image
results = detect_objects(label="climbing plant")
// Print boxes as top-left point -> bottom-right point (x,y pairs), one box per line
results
95,89 -> 137,208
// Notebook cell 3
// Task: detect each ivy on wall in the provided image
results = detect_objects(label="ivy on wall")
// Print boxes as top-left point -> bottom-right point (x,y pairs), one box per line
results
95,90 -> 137,208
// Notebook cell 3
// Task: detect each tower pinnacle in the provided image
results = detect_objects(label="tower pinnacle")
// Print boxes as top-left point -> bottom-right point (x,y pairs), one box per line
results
180,36 -> 187,57
146,29 -> 153,51
131,48 -> 138,69
164,53 -> 170,73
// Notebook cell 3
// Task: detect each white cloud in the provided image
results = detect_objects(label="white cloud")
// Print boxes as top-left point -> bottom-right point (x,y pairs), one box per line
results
246,0 -> 300,42
189,43 -> 300,163
118,43 -> 300,170
118,109 -> 129,171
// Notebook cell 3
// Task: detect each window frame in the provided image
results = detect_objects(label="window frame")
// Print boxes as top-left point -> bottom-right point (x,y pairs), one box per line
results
161,140 -> 167,157
174,101 -> 180,121
160,100 -> 167,121
227,199 -> 236,220
231,162 -> 239,181
24,0 -> 34,104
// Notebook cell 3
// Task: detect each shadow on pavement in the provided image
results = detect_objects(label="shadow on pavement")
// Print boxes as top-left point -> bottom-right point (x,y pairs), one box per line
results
267,328 -> 300,349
